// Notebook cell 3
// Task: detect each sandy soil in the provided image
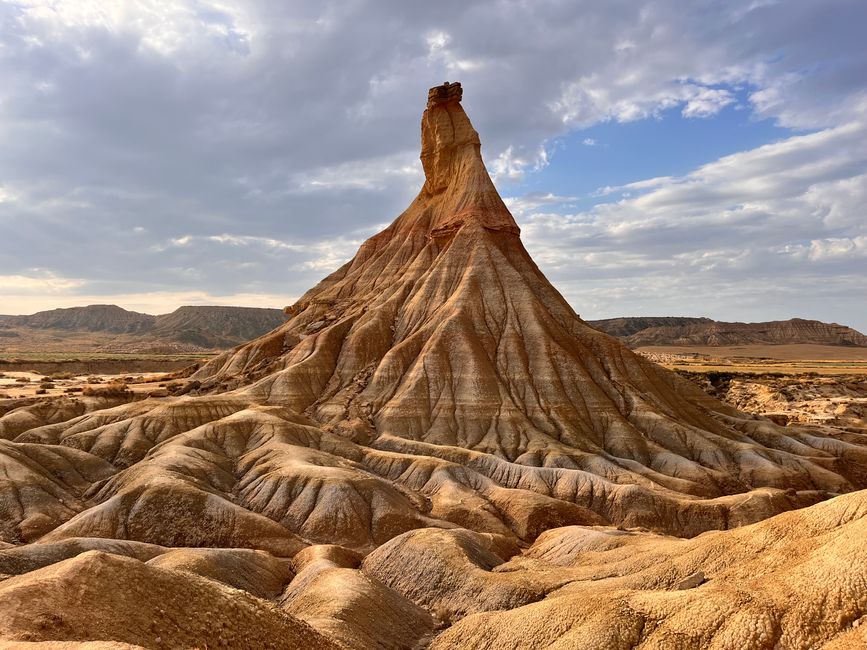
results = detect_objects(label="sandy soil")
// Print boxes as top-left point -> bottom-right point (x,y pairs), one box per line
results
636,347 -> 867,431
638,344 -> 867,375
0,370 -> 174,401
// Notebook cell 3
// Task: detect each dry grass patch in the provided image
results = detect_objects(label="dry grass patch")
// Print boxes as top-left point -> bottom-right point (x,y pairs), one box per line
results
82,382 -> 130,397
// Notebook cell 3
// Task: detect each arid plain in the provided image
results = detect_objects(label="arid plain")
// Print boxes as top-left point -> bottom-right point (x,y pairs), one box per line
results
1,84 -> 866,649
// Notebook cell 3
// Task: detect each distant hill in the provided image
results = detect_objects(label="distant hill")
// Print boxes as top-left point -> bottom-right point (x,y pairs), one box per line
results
588,316 -> 867,348
3,304 -> 154,334
4,306 -> 864,354
0,304 -> 287,353
152,306 -> 288,349
587,316 -> 713,338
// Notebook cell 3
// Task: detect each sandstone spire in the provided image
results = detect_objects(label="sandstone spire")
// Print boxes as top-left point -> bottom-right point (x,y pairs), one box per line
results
1,82 -> 866,649
189,83 -> 867,534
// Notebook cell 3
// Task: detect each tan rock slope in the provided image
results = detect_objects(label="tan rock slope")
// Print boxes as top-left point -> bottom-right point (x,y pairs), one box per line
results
0,82 -> 865,648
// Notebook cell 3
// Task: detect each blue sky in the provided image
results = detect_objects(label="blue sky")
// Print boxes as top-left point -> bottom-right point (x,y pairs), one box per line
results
511,87 -> 795,206
1,1 -> 865,331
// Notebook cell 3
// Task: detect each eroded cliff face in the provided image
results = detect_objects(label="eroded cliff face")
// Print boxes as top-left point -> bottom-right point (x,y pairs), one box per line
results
0,83 -> 866,649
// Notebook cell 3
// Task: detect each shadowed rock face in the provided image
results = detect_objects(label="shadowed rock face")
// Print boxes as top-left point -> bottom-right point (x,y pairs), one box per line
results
0,83 -> 866,649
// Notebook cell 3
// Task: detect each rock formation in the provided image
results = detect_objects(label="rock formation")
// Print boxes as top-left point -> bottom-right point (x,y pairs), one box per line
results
0,82 -> 865,649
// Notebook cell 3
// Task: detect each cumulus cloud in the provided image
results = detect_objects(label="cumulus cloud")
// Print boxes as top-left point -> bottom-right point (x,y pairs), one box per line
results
0,0 -> 865,326
490,145 -> 550,182
681,88 -> 736,118
0,271 -> 85,294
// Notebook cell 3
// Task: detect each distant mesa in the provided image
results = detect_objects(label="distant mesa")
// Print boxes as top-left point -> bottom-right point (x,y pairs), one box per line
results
1,304 -> 155,334
589,316 -> 867,347
0,304 -> 287,353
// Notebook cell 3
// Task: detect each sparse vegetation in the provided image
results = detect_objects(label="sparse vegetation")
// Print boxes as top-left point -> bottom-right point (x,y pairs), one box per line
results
432,604 -> 455,629
82,382 -> 130,397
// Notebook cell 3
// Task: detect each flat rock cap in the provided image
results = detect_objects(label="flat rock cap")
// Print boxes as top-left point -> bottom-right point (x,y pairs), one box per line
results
427,81 -> 463,108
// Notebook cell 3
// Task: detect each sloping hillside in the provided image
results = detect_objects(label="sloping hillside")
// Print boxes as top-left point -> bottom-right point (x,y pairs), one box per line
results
153,306 -> 289,349
2,304 -> 154,334
588,316 -> 712,338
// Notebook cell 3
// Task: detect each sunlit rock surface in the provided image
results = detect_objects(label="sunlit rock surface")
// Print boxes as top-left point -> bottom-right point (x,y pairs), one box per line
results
0,83 -> 865,649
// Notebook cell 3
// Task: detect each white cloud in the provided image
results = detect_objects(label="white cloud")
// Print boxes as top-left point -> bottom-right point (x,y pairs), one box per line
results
594,176 -> 676,197
0,271 -> 85,295
425,30 -> 484,73
682,87 -> 736,118
779,236 -> 867,262
154,231 -> 368,275
504,193 -> 577,216
15,0 -> 253,57
490,145 -> 550,182
292,153 -> 423,192
0,291 -> 292,316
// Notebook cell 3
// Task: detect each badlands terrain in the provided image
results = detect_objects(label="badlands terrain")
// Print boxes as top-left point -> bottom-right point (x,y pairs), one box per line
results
0,83 -> 866,649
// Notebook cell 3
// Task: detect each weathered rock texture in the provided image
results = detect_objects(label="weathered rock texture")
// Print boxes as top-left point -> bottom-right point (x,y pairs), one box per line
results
0,83 -> 865,649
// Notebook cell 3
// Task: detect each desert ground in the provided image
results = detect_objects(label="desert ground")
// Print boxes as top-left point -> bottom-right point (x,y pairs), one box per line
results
639,345 -> 867,433
0,83 -> 865,649
4,345 -> 862,434
639,343 -> 867,369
